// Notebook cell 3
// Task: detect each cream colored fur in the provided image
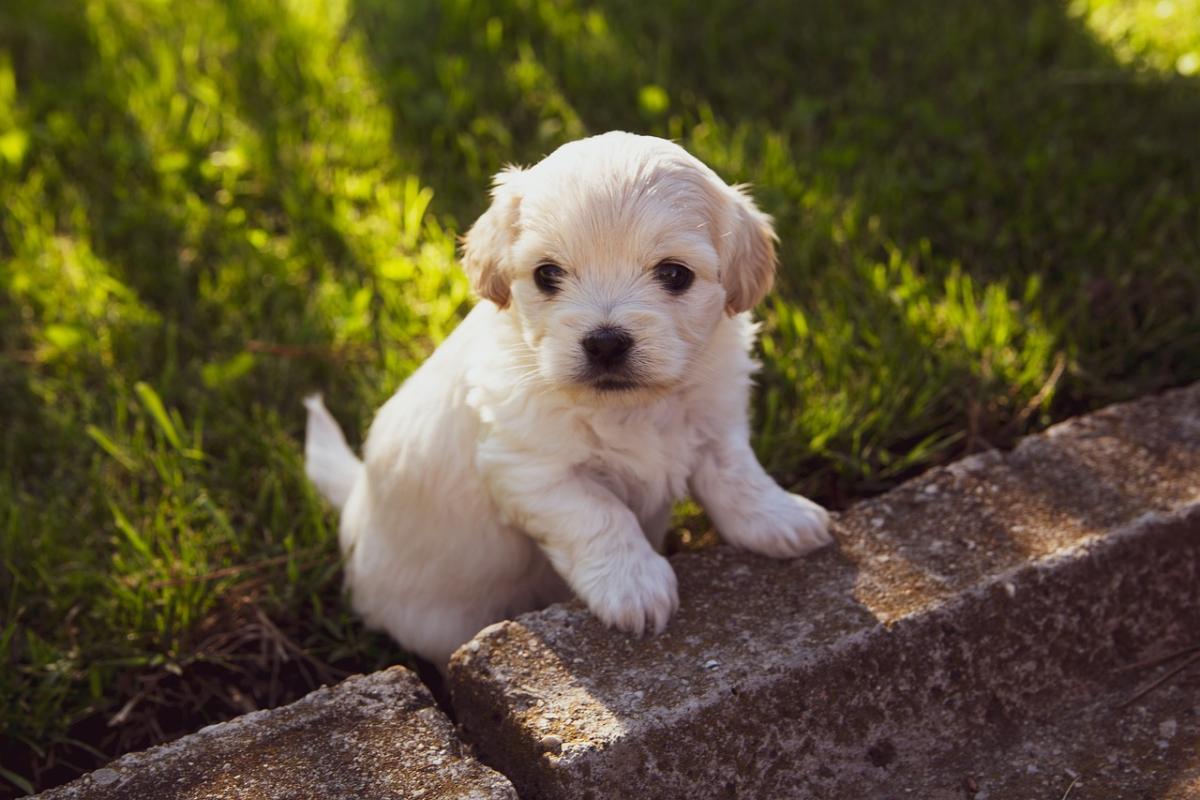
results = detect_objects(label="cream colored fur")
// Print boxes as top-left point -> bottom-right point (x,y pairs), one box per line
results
305,132 -> 831,667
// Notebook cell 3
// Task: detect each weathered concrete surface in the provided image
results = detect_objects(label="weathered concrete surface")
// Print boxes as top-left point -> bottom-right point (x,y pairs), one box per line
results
37,667 -> 516,800
913,672 -> 1200,799
449,383 -> 1200,799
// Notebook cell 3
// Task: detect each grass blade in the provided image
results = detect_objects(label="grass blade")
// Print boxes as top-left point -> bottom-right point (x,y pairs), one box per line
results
134,382 -> 182,451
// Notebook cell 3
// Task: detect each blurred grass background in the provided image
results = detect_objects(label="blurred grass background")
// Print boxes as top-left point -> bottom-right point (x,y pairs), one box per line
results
1,0 -> 1198,793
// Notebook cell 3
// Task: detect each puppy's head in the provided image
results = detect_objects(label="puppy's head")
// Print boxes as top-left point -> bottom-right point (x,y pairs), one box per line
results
461,132 -> 776,402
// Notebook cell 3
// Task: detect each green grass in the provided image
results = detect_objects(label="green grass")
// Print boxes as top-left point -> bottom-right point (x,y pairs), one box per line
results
2,0 -> 1198,793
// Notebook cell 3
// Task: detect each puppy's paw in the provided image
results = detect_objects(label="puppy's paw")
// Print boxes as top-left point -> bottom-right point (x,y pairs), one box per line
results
584,553 -> 679,637
722,490 -> 832,559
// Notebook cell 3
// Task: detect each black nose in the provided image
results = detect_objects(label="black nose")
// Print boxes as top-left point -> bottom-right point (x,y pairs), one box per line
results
581,327 -> 633,368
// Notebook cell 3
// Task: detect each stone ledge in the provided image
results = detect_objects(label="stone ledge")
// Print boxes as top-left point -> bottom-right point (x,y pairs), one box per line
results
448,383 -> 1200,799
910,668 -> 1200,799
36,666 -> 516,800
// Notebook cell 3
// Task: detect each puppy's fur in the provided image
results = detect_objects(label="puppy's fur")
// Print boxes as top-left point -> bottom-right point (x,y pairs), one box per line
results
305,132 -> 831,667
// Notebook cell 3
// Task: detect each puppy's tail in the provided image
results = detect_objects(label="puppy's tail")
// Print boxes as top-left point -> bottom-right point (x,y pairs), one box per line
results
303,394 -> 363,512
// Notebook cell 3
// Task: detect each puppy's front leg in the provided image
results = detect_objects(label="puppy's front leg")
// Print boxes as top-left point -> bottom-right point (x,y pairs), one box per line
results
486,460 -> 678,636
691,436 -> 832,558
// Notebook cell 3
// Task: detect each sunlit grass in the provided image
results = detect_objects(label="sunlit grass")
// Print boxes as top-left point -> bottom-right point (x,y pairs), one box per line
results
1073,0 -> 1200,75
2,0 -> 1198,793
1,0 -> 460,788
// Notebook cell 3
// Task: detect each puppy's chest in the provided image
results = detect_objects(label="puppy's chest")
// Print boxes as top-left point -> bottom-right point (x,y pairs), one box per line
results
576,407 -> 700,510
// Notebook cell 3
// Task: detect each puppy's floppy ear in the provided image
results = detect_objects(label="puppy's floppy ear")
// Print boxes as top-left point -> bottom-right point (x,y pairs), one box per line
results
716,184 -> 778,314
461,166 -> 524,308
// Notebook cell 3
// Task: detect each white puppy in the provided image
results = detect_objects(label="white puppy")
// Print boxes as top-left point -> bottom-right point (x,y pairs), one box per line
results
305,131 -> 831,667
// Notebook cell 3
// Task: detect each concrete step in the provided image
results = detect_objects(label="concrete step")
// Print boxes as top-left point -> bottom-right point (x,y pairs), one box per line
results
35,666 -> 516,800
911,671 -> 1200,799
448,383 -> 1200,799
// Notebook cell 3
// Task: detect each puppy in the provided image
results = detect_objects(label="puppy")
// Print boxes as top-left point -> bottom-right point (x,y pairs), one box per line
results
305,131 -> 831,667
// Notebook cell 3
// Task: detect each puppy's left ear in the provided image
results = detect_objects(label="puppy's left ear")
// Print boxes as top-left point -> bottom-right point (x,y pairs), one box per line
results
716,185 -> 778,314
461,166 -> 525,308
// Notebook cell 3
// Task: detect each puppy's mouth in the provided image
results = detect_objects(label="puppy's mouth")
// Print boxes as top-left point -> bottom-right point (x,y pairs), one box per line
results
573,348 -> 652,395
589,377 -> 642,392
575,362 -> 647,393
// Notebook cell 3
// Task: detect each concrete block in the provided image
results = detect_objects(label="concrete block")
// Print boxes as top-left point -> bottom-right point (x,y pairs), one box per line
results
449,383 -> 1200,798
38,666 -> 516,800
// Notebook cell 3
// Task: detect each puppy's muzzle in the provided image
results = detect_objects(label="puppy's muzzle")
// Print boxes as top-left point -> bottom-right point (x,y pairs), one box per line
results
581,326 -> 633,370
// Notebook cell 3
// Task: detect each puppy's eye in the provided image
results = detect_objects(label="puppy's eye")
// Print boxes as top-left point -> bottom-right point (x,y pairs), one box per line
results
534,263 -> 566,295
653,261 -> 694,294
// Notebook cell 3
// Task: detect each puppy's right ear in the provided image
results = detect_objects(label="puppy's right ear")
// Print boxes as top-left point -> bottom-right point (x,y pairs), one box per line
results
461,166 -> 524,308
